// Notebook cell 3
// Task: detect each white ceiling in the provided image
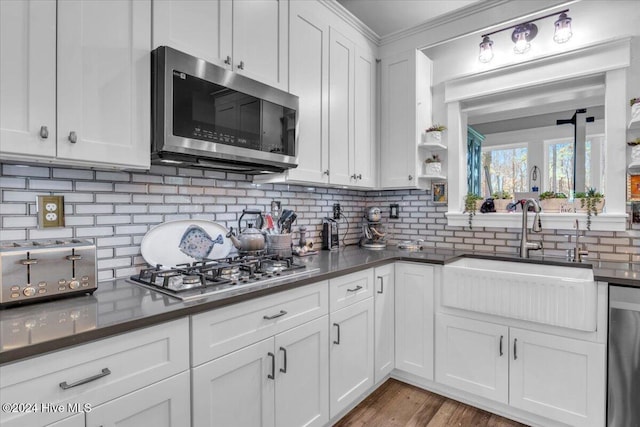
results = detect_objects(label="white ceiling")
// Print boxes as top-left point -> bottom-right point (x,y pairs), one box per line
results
336,0 -> 482,38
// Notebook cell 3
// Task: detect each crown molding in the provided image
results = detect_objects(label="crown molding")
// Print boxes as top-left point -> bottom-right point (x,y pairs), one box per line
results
380,0 -> 512,46
318,0 -> 381,45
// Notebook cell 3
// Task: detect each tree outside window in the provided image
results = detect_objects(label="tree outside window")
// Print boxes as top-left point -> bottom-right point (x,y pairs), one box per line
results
480,143 -> 528,197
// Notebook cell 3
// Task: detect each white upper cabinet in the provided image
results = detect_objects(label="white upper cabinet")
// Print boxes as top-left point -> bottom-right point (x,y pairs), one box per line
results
0,0 -> 151,170
232,0 -> 288,91
153,0 -> 288,91
254,0 -> 377,189
285,0 -> 330,184
152,0 -> 230,69
328,28 -> 355,187
353,45 -> 377,188
57,0 -> 150,169
380,49 -> 432,189
0,0 -> 56,159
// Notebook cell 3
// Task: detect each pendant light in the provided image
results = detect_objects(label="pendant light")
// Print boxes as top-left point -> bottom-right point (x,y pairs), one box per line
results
553,12 -> 573,43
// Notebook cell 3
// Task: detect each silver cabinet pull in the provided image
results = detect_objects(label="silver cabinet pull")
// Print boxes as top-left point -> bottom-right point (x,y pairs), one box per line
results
499,335 -> 503,356
513,338 -> 518,360
323,170 -> 330,176
377,276 -> 384,294
60,368 -> 111,390
408,175 -> 413,180
357,174 -> 362,180
68,131 -> 78,144
237,61 -> 245,70
347,285 -> 362,292
40,125 -> 49,139
224,55 -> 231,65
279,346 -> 287,373
333,323 -> 341,345
263,310 -> 287,320
350,174 -> 357,179
267,352 -> 275,379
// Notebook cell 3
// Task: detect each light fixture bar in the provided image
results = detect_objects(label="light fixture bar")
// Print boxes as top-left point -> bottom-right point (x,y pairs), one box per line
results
480,9 -> 569,39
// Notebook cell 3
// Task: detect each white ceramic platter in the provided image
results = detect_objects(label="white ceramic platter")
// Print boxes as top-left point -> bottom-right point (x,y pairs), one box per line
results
140,220 -> 232,267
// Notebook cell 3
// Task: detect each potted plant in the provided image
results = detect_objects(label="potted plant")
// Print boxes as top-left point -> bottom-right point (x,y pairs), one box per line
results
423,124 -> 447,144
464,193 -> 483,228
575,188 -> 604,230
539,191 -> 569,212
491,191 -> 512,212
423,154 -> 442,175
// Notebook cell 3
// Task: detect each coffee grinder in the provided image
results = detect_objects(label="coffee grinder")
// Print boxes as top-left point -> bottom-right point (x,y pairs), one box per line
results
360,207 -> 387,250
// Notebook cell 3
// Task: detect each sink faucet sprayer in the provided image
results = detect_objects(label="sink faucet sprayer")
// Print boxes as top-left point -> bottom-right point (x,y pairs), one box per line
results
520,199 -> 543,258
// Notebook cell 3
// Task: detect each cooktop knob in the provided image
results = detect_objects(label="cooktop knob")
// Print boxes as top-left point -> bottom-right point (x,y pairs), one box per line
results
68,280 -> 80,290
23,286 -> 36,297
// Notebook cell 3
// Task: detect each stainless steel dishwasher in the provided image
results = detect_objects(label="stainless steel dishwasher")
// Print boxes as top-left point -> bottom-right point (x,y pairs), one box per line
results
608,285 -> 640,426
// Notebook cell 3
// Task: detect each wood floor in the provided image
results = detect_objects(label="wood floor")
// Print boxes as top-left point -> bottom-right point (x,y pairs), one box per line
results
334,379 -> 529,427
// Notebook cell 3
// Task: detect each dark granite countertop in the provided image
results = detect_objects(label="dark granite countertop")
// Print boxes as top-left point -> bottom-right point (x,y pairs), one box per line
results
1,246 -> 638,365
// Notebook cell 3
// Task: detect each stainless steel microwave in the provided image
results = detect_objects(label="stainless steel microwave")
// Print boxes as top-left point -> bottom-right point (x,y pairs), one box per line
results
152,46 -> 298,173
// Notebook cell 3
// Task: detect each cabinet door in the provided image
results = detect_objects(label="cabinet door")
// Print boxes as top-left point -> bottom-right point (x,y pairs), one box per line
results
395,263 -> 434,380
509,328 -> 605,427
353,45 -> 377,188
192,338 -> 275,427
329,298 -> 374,418
374,264 -> 394,383
274,317 -> 329,427
380,50 -> 432,189
86,371 -> 190,427
152,0 -> 232,69
328,28 -> 355,186
287,0 -> 329,184
0,0 -> 56,158
435,314 -> 509,404
57,0 -> 150,169
232,0 -> 288,91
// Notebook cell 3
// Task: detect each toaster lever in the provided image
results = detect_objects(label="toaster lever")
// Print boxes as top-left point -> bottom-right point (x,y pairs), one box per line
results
66,255 -> 82,261
20,258 -> 38,265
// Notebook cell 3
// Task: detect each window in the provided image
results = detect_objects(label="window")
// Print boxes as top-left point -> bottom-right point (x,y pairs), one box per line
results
480,143 -> 528,197
545,134 -> 604,195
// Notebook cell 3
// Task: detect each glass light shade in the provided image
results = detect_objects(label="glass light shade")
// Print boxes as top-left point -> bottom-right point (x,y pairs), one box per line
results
479,36 -> 494,63
554,12 -> 573,43
513,31 -> 530,54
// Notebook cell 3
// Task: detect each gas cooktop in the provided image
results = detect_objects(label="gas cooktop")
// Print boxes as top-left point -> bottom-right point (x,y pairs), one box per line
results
128,253 -> 319,301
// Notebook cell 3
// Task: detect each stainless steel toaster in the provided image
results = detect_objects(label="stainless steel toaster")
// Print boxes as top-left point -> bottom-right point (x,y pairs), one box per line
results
0,239 -> 97,308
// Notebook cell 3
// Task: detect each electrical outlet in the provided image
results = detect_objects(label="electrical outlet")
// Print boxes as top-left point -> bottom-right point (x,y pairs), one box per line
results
37,195 -> 65,228
333,203 -> 341,219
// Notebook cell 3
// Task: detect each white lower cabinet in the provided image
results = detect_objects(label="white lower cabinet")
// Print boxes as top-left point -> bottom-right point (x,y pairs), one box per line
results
329,297 -> 374,418
0,319 -> 189,427
435,314 -> 606,427
86,371 -> 190,427
192,316 -> 329,427
509,327 -> 605,427
435,314 -> 508,403
373,264 -> 395,383
394,263 -> 434,380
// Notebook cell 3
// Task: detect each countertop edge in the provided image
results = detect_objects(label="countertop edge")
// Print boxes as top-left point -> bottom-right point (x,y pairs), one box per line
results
1,250 -> 637,365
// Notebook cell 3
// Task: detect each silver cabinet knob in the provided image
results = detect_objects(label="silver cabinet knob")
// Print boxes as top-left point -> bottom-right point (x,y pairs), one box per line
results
323,170 -> 330,176
237,61 -> 245,70
224,55 -> 231,65
408,175 -> 413,181
39,125 -> 49,139
68,131 -> 78,144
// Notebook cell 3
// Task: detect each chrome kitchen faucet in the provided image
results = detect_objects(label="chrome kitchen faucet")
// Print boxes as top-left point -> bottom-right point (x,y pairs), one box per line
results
520,199 -> 543,258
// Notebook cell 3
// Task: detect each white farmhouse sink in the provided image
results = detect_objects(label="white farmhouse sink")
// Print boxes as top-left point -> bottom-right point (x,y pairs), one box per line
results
442,257 -> 597,331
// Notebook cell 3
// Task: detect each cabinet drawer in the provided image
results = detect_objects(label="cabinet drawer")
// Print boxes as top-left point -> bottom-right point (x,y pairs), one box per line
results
329,269 -> 374,312
0,318 -> 189,427
191,281 -> 329,366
